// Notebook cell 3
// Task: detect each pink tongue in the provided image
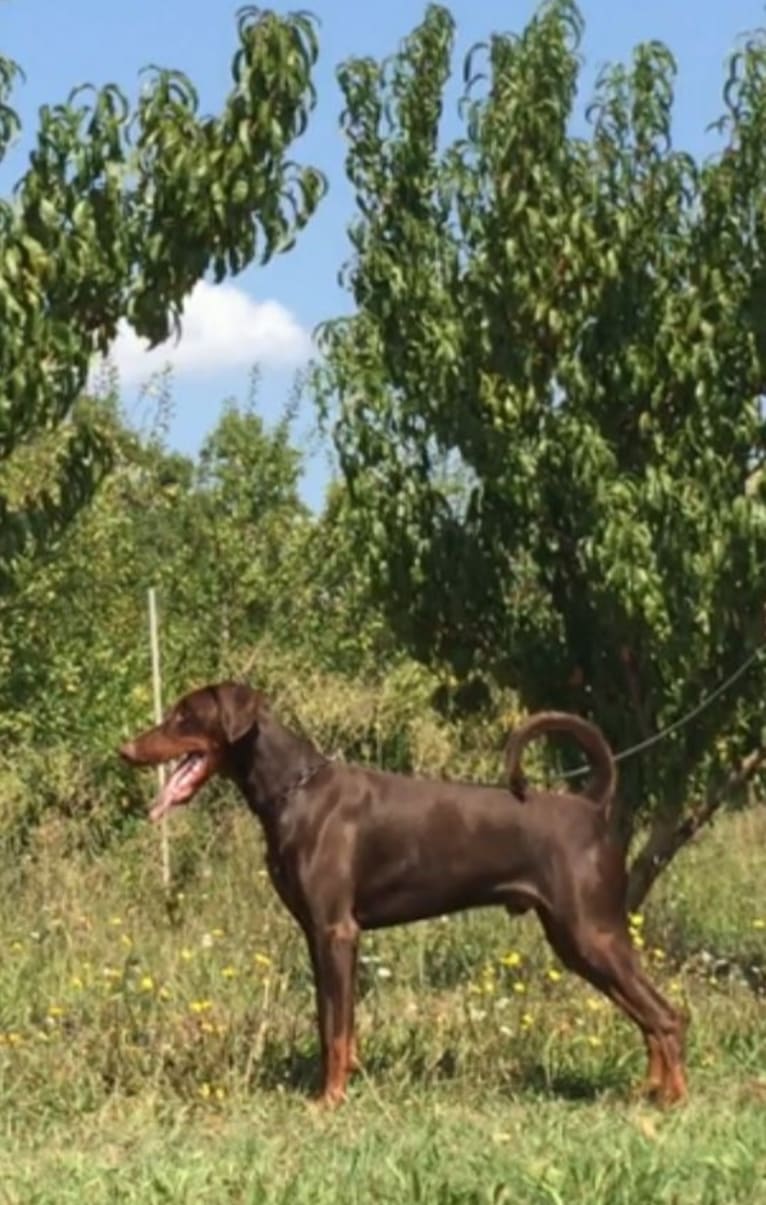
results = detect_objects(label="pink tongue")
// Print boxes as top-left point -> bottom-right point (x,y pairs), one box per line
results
149,759 -> 198,824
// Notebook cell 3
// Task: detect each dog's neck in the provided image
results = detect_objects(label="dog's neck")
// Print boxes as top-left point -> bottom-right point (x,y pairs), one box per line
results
230,714 -> 327,817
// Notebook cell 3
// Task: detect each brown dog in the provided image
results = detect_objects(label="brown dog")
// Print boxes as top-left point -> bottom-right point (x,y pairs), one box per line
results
120,682 -> 686,1105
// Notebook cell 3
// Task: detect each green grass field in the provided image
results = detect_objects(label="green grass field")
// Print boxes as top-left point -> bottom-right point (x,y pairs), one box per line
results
1,798 -> 764,1203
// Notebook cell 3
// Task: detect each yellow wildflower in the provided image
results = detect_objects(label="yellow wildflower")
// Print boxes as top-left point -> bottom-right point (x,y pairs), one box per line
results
500,952 -> 522,969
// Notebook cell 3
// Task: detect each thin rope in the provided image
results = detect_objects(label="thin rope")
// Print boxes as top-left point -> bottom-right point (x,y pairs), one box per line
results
559,641 -> 765,781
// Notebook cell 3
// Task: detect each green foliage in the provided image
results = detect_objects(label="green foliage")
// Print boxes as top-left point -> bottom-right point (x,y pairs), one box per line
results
0,395 -> 297,748
317,1 -> 766,857
0,383 -> 410,785
0,8 -> 324,588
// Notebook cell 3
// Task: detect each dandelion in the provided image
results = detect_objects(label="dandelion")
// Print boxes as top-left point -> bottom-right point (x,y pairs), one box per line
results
547,969 -> 562,983
199,1082 -> 211,1099
521,1012 -> 535,1030
189,1000 -> 213,1014
651,947 -> 665,961
215,1087 -> 225,1101
180,948 -> 194,962
212,928 -> 225,939
47,1005 -> 64,1019
109,916 -> 123,927
253,953 -> 272,968
513,982 -> 526,995
221,966 -> 237,980
201,933 -> 214,950
70,976 -> 83,990
7,1033 -> 22,1046
753,919 -> 765,930
102,966 -> 120,981
500,952 -> 522,969
139,975 -> 154,993
158,986 -> 172,1001
628,912 -> 644,928
11,940 -> 24,953
121,934 -> 133,949
587,1035 -> 602,1047
586,997 -> 604,1012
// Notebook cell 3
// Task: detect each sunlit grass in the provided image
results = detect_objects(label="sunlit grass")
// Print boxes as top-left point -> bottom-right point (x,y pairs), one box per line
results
0,802 -> 764,1202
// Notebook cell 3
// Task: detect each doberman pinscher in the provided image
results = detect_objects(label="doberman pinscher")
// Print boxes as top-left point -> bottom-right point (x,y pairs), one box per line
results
120,682 -> 686,1106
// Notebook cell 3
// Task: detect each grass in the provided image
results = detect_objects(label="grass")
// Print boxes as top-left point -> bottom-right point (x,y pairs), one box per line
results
0,796 -> 765,1203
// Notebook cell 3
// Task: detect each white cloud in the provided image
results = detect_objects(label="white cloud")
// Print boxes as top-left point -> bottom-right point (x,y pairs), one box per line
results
100,280 -> 312,386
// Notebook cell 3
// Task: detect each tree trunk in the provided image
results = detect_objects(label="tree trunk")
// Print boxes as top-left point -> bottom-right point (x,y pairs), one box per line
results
626,747 -> 766,912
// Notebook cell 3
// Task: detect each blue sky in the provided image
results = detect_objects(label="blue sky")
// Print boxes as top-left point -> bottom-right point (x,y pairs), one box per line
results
2,0 -> 764,506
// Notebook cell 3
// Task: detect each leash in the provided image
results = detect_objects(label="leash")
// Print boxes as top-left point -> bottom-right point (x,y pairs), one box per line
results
273,757 -> 332,804
558,642 -> 766,781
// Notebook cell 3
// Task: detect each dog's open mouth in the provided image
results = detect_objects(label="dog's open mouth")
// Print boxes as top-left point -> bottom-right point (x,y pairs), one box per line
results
150,753 -> 212,824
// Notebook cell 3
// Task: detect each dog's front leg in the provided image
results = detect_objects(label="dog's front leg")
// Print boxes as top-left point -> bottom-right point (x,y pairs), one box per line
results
310,918 -> 359,1106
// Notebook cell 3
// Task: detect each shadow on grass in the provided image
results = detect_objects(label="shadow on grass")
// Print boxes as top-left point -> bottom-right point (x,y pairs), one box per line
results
251,1038 -> 618,1106
513,1064 -> 609,1102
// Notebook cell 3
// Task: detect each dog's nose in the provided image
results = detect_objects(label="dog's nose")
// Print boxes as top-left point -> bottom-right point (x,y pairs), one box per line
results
120,740 -> 137,763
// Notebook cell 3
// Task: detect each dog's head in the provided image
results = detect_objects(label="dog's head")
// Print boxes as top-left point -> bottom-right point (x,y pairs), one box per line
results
120,681 -> 265,822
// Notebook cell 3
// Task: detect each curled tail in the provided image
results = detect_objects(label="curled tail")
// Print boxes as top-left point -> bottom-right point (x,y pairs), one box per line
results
506,711 -> 617,812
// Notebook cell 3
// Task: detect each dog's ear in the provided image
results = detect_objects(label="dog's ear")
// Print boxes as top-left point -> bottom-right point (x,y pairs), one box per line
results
215,683 -> 265,744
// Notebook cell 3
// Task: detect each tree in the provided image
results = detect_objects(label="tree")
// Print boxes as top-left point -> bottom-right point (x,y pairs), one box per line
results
0,7 -> 324,593
316,0 -> 766,905
0,385 -> 307,749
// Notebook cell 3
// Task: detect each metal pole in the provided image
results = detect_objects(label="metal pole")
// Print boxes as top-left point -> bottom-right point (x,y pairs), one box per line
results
148,587 -> 170,889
